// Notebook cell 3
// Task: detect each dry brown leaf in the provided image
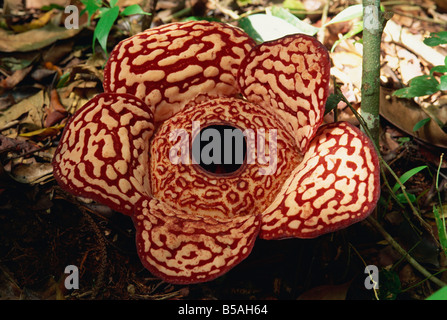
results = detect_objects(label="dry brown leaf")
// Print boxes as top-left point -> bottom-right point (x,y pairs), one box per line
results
10,9 -> 57,33
0,66 -> 33,90
0,21 -> 82,53
0,90 -> 47,131
434,0 -> 447,13
26,0 -> 69,8
45,89 -> 67,127
10,162 -> 53,184
331,51 -> 362,89
0,135 -> 40,155
396,49 -> 423,85
56,79 -> 101,114
42,40 -> 75,64
380,87 -> 447,149
383,19 -> 445,67
0,95 -> 15,112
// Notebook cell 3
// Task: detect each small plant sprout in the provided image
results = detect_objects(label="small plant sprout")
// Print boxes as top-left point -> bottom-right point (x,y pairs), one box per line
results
81,0 -> 151,54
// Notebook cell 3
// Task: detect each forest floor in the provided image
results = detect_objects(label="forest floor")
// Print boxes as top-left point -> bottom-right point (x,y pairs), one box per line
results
1,0 -> 447,300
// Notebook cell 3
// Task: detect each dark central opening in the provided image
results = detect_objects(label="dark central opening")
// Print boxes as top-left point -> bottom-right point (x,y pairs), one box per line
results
192,124 -> 247,175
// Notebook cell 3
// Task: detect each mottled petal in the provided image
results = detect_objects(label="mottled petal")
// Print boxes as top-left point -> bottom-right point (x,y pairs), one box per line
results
260,121 -> 380,239
133,197 -> 261,284
104,20 -> 255,123
52,93 -> 154,215
238,34 -> 331,153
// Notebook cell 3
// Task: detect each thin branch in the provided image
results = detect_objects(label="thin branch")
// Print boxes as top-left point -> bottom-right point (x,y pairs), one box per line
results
367,216 -> 447,288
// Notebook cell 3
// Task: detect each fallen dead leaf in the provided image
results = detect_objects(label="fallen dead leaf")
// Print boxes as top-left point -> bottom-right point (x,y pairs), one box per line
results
0,95 -> 16,112
45,89 -> 67,127
0,66 -> 33,91
380,87 -> 447,149
10,9 -> 57,33
19,124 -> 65,139
331,51 -> 362,89
0,90 -> 47,132
383,19 -> 445,67
0,19 -> 83,52
0,135 -> 40,155
25,0 -> 69,9
10,162 -> 53,185
396,48 -> 423,85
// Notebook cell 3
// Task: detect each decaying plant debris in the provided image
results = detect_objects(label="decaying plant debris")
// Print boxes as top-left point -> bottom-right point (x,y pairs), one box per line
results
1,0 -> 447,300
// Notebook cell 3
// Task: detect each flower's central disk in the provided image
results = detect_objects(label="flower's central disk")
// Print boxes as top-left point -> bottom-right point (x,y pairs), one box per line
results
192,124 -> 247,175
149,97 -> 302,220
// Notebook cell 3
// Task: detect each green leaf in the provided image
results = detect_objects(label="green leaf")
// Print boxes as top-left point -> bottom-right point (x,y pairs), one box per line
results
238,14 -> 304,42
109,0 -> 118,7
440,75 -> 447,91
282,0 -> 305,11
392,165 -> 428,193
331,20 -> 363,52
41,4 -> 65,11
324,93 -> 343,114
238,17 -> 263,44
183,16 -> 221,22
121,4 -> 152,16
56,72 -> 71,88
282,0 -> 306,18
271,6 -> 319,36
81,0 -> 102,25
323,4 -> 363,26
393,85 -> 438,98
393,87 -> 411,98
423,31 -> 447,47
430,65 -> 447,76
378,269 -> 401,300
412,117 -> 431,132
393,75 -> 440,98
426,286 -> 447,300
410,74 -> 438,86
397,137 -> 410,145
97,6 -> 111,18
433,205 -> 447,257
395,192 -> 416,204
93,5 -> 119,54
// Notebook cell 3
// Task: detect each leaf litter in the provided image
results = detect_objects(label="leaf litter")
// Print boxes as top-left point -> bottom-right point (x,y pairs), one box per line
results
0,0 -> 447,301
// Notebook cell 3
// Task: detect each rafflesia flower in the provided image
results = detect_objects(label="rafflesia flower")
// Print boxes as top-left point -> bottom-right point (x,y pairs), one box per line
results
52,21 -> 380,284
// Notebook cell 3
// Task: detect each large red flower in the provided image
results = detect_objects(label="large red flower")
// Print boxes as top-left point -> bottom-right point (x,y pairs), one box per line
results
52,21 -> 380,284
